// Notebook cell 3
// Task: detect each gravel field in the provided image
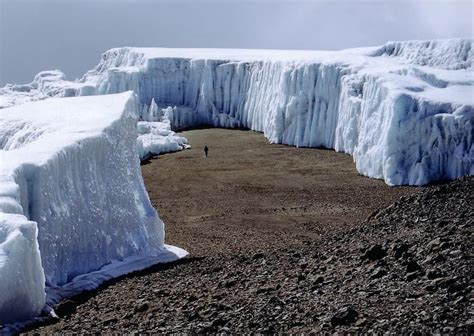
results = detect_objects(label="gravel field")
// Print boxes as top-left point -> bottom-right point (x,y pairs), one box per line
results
26,129 -> 472,334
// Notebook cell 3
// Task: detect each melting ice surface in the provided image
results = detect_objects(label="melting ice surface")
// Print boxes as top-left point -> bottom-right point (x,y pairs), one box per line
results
0,92 -> 187,327
0,38 -> 473,326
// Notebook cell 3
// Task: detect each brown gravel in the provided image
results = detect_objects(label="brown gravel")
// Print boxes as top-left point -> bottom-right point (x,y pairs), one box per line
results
143,128 -> 417,256
24,128 -> 454,334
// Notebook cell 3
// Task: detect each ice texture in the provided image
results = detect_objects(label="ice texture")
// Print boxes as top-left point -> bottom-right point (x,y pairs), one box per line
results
370,39 -> 473,69
0,92 -> 186,325
0,74 -> 190,161
2,39 -> 471,185
0,214 -> 45,324
137,120 -> 189,160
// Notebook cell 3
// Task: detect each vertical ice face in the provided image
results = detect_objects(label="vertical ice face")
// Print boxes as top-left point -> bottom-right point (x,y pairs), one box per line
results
88,44 -> 472,185
381,95 -> 473,185
0,40 -> 472,186
0,92 -> 170,324
30,102 -> 163,285
0,213 -> 45,324
98,56 -> 350,150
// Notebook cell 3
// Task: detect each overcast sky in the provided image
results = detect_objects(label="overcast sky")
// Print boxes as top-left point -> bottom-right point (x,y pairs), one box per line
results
0,0 -> 472,85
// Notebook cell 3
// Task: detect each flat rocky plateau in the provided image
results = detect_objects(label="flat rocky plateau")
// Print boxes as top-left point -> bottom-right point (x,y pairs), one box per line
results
27,129 -> 472,334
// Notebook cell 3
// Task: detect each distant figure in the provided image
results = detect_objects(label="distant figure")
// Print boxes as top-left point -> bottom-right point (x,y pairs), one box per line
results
204,145 -> 209,158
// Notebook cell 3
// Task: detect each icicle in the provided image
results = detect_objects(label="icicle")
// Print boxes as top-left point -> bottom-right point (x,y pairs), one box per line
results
148,98 -> 159,121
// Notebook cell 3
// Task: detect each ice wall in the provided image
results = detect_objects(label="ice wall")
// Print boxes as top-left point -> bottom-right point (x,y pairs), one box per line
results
89,41 -> 473,185
0,213 -> 45,324
0,92 -> 185,325
1,39 -> 472,185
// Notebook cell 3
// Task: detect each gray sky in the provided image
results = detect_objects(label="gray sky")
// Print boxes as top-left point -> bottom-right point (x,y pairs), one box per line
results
0,0 -> 472,85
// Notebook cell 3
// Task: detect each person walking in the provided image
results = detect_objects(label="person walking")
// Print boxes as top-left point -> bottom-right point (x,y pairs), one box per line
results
204,145 -> 209,158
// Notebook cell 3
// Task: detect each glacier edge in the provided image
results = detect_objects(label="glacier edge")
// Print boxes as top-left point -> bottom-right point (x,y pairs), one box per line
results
1,39 -> 472,186
0,92 -> 187,326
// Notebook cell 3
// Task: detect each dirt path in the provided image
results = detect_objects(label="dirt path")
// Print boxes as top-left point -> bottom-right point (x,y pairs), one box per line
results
142,129 -> 416,256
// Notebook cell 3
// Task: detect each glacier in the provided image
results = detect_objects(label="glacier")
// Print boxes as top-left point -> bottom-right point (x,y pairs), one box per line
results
0,92 -> 186,326
0,38 -> 472,326
0,72 -> 190,162
1,39 -> 472,185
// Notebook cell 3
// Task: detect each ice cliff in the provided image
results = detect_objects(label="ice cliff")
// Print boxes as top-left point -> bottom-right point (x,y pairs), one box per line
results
2,39 -> 471,185
0,92 -> 186,325
0,38 -> 472,326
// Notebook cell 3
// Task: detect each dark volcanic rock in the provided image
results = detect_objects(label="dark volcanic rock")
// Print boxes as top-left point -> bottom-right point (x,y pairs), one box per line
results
370,267 -> 388,279
426,268 -> 444,280
393,243 -> 410,259
25,177 -> 473,334
362,244 -> 387,261
55,300 -> 77,317
134,301 -> 150,313
331,306 -> 359,326
405,260 -> 421,273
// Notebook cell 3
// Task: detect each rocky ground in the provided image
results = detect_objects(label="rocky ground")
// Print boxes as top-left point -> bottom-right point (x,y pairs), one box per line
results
24,130 -> 472,334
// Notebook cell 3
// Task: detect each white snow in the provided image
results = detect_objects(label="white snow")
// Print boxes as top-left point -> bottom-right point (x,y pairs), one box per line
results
1,39 -> 471,185
0,73 -> 190,161
370,39 -> 473,69
0,92 -> 187,325
136,98 -> 190,159
0,213 -> 45,324
137,120 -> 189,160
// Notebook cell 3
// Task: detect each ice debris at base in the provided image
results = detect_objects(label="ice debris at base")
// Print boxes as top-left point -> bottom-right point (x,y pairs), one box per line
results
137,98 -> 191,159
138,120 -> 189,160
137,101 -> 190,159
0,92 -> 187,325
2,39 -> 472,185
